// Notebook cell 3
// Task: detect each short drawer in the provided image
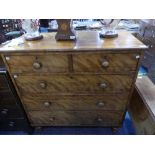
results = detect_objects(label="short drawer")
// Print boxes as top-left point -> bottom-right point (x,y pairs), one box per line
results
22,94 -> 129,111
15,74 -> 133,94
4,54 -> 69,73
73,53 -> 139,73
28,110 -> 124,126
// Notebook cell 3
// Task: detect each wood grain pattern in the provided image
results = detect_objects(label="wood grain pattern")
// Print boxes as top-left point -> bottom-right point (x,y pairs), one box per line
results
73,53 -> 139,73
0,30 -> 146,127
0,31 -> 147,53
14,74 -> 133,94
22,94 -> 129,111
4,54 -> 69,74
28,110 -> 124,126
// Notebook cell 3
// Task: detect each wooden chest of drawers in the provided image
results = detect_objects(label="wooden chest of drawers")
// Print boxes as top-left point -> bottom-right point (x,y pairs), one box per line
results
0,30 -> 147,128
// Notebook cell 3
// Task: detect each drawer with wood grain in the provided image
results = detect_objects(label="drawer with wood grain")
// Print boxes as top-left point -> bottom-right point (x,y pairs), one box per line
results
14,74 -> 133,94
4,54 -> 69,73
73,53 -> 139,73
28,110 -> 124,126
22,94 -> 129,111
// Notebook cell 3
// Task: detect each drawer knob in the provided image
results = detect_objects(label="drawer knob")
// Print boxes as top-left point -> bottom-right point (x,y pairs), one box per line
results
33,62 -> 42,69
97,117 -> 103,122
1,109 -> 8,115
9,121 -> 15,127
50,117 -> 55,122
97,102 -> 105,107
44,101 -> 51,107
39,82 -> 47,89
100,83 -> 107,89
135,55 -> 140,59
5,56 -> 10,61
101,60 -> 109,68
13,74 -> 18,79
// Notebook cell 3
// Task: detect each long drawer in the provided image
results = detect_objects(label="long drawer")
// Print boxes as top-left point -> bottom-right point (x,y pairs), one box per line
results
14,74 -> 133,94
22,94 -> 129,111
73,53 -> 139,73
4,54 -> 69,73
28,110 -> 124,126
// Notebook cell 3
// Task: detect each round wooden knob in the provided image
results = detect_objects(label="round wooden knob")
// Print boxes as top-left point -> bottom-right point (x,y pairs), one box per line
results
101,60 -> 109,68
1,109 -> 8,115
50,117 -> 55,122
9,121 -> 15,127
97,102 -> 105,107
97,118 -> 103,122
39,82 -> 47,89
44,101 -> 51,107
5,56 -> 10,61
100,83 -> 107,89
33,62 -> 42,69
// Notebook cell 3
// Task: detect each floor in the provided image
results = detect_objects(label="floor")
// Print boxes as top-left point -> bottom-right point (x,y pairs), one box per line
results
0,112 -> 136,135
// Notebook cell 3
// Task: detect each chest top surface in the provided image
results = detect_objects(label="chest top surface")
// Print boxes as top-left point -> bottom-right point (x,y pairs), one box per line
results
0,30 -> 147,53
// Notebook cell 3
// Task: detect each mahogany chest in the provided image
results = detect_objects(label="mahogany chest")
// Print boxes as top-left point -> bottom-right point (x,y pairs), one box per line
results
0,30 -> 147,128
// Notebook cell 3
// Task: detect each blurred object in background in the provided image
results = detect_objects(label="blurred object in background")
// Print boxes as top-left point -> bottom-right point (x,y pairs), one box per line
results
99,19 -> 120,38
0,19 -> 21,33
39,19 -> 49,28
135,19 -> 155,84
0,19 -> 23,42
0,30 -> 7,44
20,19 -> 43,41
48,20 -> 58,29
117,19 -> 140,33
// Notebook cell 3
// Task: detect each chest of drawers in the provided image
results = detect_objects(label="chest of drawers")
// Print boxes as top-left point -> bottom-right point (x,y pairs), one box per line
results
0,30 -> 147,128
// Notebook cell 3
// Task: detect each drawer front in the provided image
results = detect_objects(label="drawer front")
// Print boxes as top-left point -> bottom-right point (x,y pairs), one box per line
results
73,53 -> 139,73
28,110 -> 124,126
5,54 -> 69,73
15,75 -> 133,94
22,94 -> 128,111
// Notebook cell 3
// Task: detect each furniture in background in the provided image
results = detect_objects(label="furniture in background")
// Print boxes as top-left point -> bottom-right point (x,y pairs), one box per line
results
0,19 -> 22,41
135,19 -> 155,84
0,56 -> 31,132
129,76 -> 155,134
0,30 -> 146,129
